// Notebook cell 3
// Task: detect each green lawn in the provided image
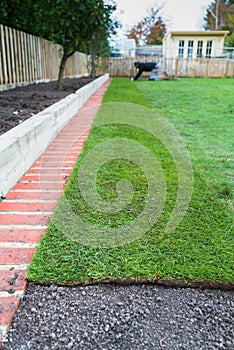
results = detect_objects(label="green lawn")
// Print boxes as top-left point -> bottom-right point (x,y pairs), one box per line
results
27,78 -> 234,285
136,78 -> 234,203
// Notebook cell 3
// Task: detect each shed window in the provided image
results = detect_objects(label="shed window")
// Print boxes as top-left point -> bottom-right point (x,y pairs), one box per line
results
206,40 -> 212,58
187,40 -> 194,58
178,40 -> 184,57
197,41 -> 203,58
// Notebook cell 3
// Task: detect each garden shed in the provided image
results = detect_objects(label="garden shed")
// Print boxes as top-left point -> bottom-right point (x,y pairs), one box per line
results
163,31 -> 229,59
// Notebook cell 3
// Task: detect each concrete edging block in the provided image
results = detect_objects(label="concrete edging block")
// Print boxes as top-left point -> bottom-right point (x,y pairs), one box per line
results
0,74 -> 109,198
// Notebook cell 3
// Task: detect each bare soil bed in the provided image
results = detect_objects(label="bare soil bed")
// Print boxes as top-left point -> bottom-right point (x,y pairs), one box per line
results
0,77 -> 94,136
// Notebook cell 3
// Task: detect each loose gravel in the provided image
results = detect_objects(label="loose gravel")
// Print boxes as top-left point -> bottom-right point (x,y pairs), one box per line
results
2,284 -> 234,350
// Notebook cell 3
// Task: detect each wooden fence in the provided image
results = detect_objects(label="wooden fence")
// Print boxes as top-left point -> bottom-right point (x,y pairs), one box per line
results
98,56 -> 234,78
165,57 -> 234,78
0,24 -> 89,87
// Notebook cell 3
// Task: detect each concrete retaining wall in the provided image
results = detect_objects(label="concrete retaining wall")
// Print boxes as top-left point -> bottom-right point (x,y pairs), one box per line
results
0,74 -> 109,198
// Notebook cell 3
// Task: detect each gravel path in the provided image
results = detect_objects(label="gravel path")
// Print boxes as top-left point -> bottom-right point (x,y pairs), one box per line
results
2,284 -> 234,350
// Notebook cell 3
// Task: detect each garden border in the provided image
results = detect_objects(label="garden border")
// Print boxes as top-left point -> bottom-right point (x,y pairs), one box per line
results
0,74 -> 109,199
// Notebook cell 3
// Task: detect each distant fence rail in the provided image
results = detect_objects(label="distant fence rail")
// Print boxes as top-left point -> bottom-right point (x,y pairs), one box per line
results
98,56 -> 234,78
0,24 -> 89,87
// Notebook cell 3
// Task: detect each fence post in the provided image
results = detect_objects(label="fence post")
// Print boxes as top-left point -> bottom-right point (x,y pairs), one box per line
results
205,60 -> 209,78
12,28 -> 19,83
175,57 -> 179,77
21,31 -> 27,82
5,26 -> 12,84
16,30 -> 22,83
9,27 -> 16,83
0,25 -> 8,84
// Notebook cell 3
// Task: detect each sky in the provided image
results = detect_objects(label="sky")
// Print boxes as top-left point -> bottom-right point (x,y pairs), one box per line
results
114,0 -> 212,38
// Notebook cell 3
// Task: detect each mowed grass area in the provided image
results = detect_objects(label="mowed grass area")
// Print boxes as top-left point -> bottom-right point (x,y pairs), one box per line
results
27,78 -> 234,285
136,78 -> 234,203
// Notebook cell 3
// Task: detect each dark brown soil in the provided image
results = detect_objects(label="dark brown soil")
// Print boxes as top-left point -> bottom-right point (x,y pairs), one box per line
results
0,77 -> 94,136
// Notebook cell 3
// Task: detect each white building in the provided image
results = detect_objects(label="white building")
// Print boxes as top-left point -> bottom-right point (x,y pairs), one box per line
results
136,45 -> 163,57
113,39 -> 136,57
163,31 -> 229,59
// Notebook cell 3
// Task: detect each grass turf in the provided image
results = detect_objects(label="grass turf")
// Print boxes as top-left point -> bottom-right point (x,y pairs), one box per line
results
27,78 -> 234,285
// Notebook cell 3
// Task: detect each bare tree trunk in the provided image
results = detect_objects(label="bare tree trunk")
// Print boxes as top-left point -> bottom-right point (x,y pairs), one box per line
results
210,0 -> 221,30
90,40 -> 97,80
56,48 -> 76,90
57,54 -> 68,90
215,0 -> 221,29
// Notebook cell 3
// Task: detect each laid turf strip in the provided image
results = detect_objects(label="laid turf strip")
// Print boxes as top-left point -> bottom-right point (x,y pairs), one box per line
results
27,78 -> 234,285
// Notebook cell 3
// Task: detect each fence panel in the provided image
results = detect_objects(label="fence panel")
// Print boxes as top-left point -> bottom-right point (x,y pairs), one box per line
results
98,56 -> 159,78
99,56 -> 234,78
0,25 -> 7,84
0,25 -> 90,88
64,51 -> 88,78
226,59 -> 234,77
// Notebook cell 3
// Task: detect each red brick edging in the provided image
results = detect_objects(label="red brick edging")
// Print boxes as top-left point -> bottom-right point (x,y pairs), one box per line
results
0,79 -> 111,345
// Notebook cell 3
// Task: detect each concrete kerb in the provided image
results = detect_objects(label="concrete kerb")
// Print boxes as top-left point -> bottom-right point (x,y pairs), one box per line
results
0,74 -> 109,199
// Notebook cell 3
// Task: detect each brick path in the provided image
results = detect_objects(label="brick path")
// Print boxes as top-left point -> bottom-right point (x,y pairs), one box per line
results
0,79 -> 111,345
